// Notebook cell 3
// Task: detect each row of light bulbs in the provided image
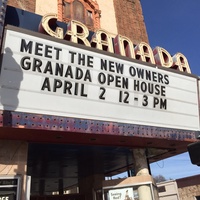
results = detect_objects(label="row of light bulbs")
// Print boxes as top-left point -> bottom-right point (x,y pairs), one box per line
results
0,0 -> 7,25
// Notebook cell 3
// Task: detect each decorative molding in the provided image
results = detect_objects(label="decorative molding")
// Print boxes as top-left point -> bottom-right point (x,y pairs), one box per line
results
57,0 -> 100,31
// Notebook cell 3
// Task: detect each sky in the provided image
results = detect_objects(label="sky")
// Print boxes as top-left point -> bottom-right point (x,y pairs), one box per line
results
140,0 -> 200,180
140,1 -> 200,76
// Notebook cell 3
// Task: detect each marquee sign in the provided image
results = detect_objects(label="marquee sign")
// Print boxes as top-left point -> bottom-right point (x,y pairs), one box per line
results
0,27 -> 199,131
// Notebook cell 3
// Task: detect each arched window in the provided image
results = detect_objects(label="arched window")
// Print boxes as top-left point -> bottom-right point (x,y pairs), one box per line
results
73,0 -> 84,23
58,0 -> 100,31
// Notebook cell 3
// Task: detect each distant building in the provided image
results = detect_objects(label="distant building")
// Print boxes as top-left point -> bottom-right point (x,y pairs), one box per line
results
177,174 -> 200,200
157,175 -> 200,200
157,180 -> 180,200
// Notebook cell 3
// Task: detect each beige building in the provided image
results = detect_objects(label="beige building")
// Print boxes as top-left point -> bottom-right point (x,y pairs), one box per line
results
157,180 -> 180,200
157,175 -> 200,200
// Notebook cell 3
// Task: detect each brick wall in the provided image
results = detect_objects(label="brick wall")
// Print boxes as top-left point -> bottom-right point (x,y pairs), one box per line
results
8,0 -> 35,13
178,185 -> 200,200
113,0 -> 148,44
7,0 -> 148,45
177,175 -> 200,200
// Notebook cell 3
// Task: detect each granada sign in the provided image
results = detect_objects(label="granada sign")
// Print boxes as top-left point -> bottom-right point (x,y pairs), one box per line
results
39,14 -> 191,74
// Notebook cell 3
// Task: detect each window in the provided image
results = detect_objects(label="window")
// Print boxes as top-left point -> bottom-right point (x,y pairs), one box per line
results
73,0 -> 84,23
58,0 -> 100,31
64,2 -> 71,18
157,186 -> 166,193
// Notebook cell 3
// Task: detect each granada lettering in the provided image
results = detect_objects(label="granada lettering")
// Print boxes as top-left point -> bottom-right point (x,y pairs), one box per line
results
39,13 -> 191,74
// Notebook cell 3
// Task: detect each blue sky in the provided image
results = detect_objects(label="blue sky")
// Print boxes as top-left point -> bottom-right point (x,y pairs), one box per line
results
150,152 -> 200,180
140,1 -> 200,76
140,1 -> 200,179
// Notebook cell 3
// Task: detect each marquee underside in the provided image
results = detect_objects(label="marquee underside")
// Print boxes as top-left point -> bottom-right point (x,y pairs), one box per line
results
0,110 -> 198,194
0,110 -> 198,161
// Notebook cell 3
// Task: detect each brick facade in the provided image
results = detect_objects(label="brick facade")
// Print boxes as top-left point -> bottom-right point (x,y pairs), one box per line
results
57,0 -> 100,31
157,176 -> 200,200
113,0 -> 148,44
7,0 -> 148,44
177,175 -> 200,200
178,185 -> 200,200
8,0 -> 35,12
